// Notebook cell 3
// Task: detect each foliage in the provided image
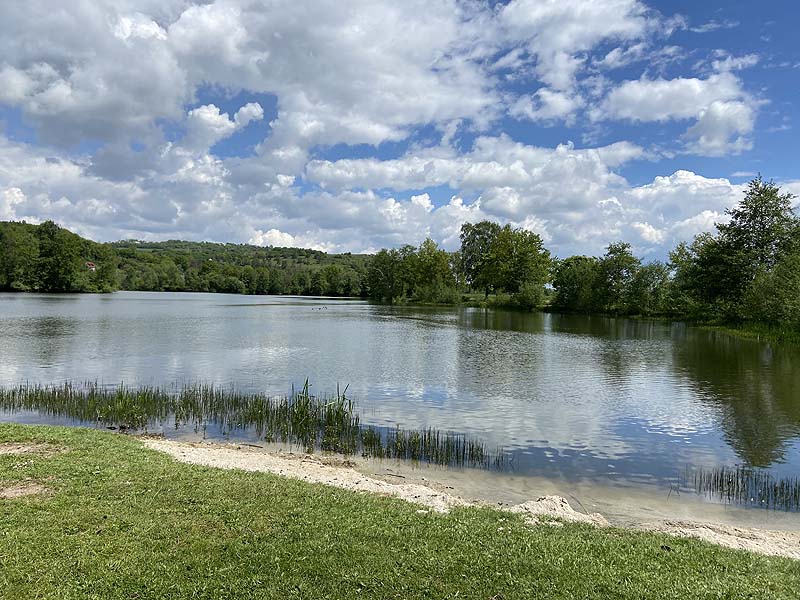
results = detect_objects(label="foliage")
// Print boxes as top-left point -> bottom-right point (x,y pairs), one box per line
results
112,239 -> 368,296
459,220 -> 501,296
366,239 -> 457,304
0,220 -> 116,293
366,225 -> 550,308
551,256 -> 600,313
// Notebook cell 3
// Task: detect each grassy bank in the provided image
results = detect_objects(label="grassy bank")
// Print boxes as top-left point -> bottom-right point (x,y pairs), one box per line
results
698,322 -> 800,345
1,424 -> 798,599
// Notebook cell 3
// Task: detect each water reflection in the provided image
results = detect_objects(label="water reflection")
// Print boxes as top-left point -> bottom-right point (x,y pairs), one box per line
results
1,292 -> 799,492
672,329 -> 800,468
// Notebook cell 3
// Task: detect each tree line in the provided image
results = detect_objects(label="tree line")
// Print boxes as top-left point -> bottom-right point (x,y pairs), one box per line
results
365,176 -> 800,331
0,226 -> 369,296
550,177 -> 800,329
2,176 -> 798,331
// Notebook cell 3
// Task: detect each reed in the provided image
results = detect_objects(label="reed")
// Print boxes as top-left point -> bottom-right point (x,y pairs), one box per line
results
689,465 -> 800,511
0,381 -> 497,469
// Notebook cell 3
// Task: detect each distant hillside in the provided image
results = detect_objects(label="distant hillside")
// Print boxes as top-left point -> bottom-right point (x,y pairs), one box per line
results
0,221 -> 369,296
111,239 -> 369,295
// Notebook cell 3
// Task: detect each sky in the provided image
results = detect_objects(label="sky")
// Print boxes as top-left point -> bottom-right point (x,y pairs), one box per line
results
1,0 -> 799,258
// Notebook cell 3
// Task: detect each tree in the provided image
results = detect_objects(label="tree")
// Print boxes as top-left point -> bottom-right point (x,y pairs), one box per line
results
0,223 -> 39,291
597,242 -> 640,314
459,221 -> 501,297
490,225 -> 550,294
413,238 -> 457,303
367,249 -> 402,303
552,256 -> 600,313
743,249 -> 800,327
36,220 -> 81,292
625,261 -> 670,316
717,176 -> 797,274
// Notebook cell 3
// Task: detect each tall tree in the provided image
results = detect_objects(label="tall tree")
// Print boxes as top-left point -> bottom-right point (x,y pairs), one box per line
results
717,176 -> 797,274
486,225 -> 550,294
597,242 -> 640,314
367,248 -> 402,303
36,220 -> 81,292
0,223 -> 39,291
552,256 -> 600,313
459,221 -> 501,297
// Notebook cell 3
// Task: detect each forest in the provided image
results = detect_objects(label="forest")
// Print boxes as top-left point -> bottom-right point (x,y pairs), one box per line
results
1,176 -> 798,332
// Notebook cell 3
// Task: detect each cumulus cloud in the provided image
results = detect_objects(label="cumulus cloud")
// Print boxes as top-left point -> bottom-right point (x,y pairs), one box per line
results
182,103 -> 263,152
594,72 -> 758,155
499,0 -> 654,90
0,0 -> 780,258
684,100 -> 755,156
509,89 -> 584,123
0,187 -> 26,220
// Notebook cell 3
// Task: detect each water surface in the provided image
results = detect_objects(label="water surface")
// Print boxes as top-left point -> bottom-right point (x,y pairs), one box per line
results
1,291 -> 799,502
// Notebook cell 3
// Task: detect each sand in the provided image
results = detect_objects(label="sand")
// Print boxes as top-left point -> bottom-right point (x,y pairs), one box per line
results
142,439 -> 800,560
0,482 -> 49,499
0,442 -> 63,456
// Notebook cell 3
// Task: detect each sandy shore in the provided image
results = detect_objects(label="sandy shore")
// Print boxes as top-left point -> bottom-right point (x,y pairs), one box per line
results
143,438 -> 800,560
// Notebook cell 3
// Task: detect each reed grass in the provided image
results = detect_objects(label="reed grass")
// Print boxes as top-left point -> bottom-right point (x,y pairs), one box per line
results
0,381 -> 497,469
2,383 -> 797,510
689,465 -> 800,511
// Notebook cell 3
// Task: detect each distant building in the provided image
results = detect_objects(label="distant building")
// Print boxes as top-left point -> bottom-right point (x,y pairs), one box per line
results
85,261 -> 96,272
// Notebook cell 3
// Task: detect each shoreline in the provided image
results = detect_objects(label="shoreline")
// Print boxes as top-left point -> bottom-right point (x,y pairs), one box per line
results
143,437 -> 800,560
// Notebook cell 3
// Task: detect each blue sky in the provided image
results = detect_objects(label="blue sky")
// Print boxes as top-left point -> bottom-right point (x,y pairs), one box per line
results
0,0 -> 799,257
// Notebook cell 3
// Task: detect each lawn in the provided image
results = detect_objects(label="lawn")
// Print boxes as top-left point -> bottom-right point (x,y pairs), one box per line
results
0,424 -> 797,599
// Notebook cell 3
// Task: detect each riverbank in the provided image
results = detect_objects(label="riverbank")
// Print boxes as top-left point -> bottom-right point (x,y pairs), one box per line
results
1,424 -> 798,599
146,437 -> 800,559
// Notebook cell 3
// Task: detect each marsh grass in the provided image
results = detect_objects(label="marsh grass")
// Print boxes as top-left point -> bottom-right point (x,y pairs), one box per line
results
2,383 -> 797,510
0,381 -> 498,469
690,465 -> 800,511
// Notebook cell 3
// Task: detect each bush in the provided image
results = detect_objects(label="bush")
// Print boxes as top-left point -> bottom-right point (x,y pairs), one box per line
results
513,281 -> 545,311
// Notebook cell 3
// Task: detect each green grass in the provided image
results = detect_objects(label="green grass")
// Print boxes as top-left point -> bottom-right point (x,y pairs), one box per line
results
1,424 -> 798,599
699,322 -> 800,345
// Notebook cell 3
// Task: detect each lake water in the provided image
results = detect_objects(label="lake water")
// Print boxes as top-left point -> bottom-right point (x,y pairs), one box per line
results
2,291 -> 799,503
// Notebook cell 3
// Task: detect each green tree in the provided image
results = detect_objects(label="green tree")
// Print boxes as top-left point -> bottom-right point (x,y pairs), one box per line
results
552,256 -> 600,313
489,225 -> 550,295
459,221 -> 501,297
413,238 -> 457,303
367,249 -> 402,303
322,264 -> 344,295
597,242 -> 640,314
625,261 -> 670,316
36,221 -> 81,292
718,176 -> 797,274
743,250 -> 800,327
0,223 -> 39,291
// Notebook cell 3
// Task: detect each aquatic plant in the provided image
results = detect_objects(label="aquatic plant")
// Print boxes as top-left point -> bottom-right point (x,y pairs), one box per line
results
689,465 -> 800,512
0,381 -> 497,469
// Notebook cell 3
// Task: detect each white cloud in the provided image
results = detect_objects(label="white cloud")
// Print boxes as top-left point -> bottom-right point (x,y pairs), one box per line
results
711,53 -> 759,72
0,0 -> 782,259
182,102 -> 263,152
594,72 -> 757,155
0,187 -> 26,220
500,0 -> 654,90
631,221 -> 665,243
509,88 -> 584,123
249,228 -> 297,248
597,73 -> 743,122
684,100 -> 755,156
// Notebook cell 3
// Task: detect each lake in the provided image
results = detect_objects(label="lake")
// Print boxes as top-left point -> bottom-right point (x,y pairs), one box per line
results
1,291 -> 799,504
